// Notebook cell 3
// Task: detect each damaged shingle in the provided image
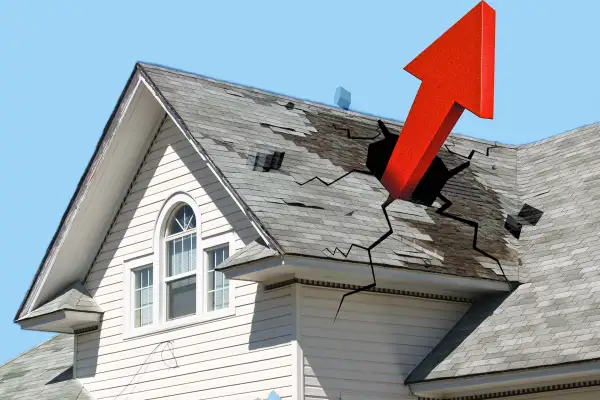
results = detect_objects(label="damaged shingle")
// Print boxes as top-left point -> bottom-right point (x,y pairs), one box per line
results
247,151 -> 285,172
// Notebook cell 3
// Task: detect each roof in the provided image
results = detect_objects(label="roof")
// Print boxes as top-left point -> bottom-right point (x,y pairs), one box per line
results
20,282 -> 102,321
408,122 -> 600,382
140,63 -> 519,284
0,334 -> 93,399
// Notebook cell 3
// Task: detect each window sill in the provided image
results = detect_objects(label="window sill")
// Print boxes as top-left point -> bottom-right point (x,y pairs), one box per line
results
122,307 -> 236,340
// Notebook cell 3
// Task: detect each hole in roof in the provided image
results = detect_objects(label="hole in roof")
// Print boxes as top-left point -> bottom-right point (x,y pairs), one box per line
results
284,201 -> 325,210
247,151 -> 285,172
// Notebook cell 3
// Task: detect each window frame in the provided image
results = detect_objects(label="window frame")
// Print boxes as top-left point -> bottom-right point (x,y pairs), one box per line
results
122,254 -> 157,338
202,233 -> 236,318
123,192 -> 236,340
163,203 -> 198,321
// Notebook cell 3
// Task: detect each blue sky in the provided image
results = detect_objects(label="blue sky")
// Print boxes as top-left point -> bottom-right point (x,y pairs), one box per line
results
0,0 -> 598,364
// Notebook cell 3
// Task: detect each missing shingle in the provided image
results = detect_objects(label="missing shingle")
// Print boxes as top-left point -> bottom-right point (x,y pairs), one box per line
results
225,89 -> 245,98
518,204 -> 544,225
284,201 -> 325,210
264,199 -> 325,210
247,151 -> 285,172
345,210 -> 354,216
504,203 -> 544,239
260,122 -> 294,131
205,135 -> 248,159
260,122 -> 305,137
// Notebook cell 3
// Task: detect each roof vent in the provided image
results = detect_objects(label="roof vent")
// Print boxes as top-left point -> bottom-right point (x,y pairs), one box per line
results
334,86 -> 351,110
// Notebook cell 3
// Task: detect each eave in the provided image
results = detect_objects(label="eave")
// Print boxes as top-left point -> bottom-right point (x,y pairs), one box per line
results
219,254 -> 510,300
17,309 -> 102,334
407,359 -> 600,399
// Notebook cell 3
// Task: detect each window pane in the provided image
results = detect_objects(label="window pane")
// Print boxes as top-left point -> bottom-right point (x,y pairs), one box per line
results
141,307 -> 152,326
167,276 -> 196,320
207,291 -> 214,312
190,233 -> 196,272
168,233 -> 196,277
134,309 -> 141,327
134,290 -> 141,309
182,235 -> 190,272
216,271 -> 223,290
208,270 -> 215,291
216,290 -> 223,310
168,205 -> 196,236
206,245 -> 230,312
133,266 -> 153,328
135,271 -> 142,289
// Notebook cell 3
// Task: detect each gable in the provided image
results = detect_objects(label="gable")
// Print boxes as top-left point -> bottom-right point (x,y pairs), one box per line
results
84,116 -> 258,301
16,75 -> 167,320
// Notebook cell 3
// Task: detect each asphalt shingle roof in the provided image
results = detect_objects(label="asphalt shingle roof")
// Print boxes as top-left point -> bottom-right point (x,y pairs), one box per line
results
21,282 -> 102,321
0,334 -> 93,399
409,123 -> 600,381
140,63 -> 519,284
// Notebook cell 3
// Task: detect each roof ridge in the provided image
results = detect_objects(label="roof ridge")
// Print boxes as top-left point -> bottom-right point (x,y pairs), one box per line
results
140,62 -> 600,149
138,62 -> 407,123
517,121 -> 600,148
138,61 -> 517,148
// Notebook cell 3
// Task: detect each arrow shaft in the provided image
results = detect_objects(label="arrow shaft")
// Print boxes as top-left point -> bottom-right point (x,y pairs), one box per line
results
381,81 -> 465,199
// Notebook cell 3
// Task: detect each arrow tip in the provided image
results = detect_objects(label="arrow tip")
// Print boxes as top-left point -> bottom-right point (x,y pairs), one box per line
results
404,1 -> 496,119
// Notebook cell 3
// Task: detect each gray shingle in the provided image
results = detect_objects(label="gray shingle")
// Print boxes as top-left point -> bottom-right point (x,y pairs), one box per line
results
0,335 -> 93,399
21,282 -> 102,320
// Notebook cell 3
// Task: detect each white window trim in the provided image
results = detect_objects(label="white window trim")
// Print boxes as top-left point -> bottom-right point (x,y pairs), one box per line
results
203,232 -> 236,317
122,254 -> 156,339
123,192 -> 236,340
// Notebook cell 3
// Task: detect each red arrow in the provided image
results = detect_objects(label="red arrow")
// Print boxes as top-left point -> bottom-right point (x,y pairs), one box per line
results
381,1 -> 496,200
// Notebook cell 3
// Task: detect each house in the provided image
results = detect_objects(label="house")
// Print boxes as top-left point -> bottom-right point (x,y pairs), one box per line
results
2,62 -> 600,400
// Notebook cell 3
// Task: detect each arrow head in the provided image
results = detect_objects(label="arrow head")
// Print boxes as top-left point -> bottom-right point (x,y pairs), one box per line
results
404,1 -> 495,118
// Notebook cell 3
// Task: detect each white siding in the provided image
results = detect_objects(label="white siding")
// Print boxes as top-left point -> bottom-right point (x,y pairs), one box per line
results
76,118 -> 293,400
298,285 -> 469,400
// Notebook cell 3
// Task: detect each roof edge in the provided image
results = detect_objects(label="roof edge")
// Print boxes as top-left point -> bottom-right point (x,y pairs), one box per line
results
14,63 -> 142,322
137,64 -> 284,255
408,357 -> 600,398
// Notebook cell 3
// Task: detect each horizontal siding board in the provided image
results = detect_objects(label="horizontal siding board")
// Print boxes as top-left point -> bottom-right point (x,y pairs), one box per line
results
300,286 -> 467,400
80,343 -> 289,385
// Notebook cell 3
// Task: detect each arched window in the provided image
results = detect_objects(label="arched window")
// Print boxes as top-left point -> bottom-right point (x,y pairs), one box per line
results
164,203 -> 197,320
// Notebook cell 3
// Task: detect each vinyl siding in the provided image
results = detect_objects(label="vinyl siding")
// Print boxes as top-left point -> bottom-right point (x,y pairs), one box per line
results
298,285 -> 470,400
76,118 -> 293,400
